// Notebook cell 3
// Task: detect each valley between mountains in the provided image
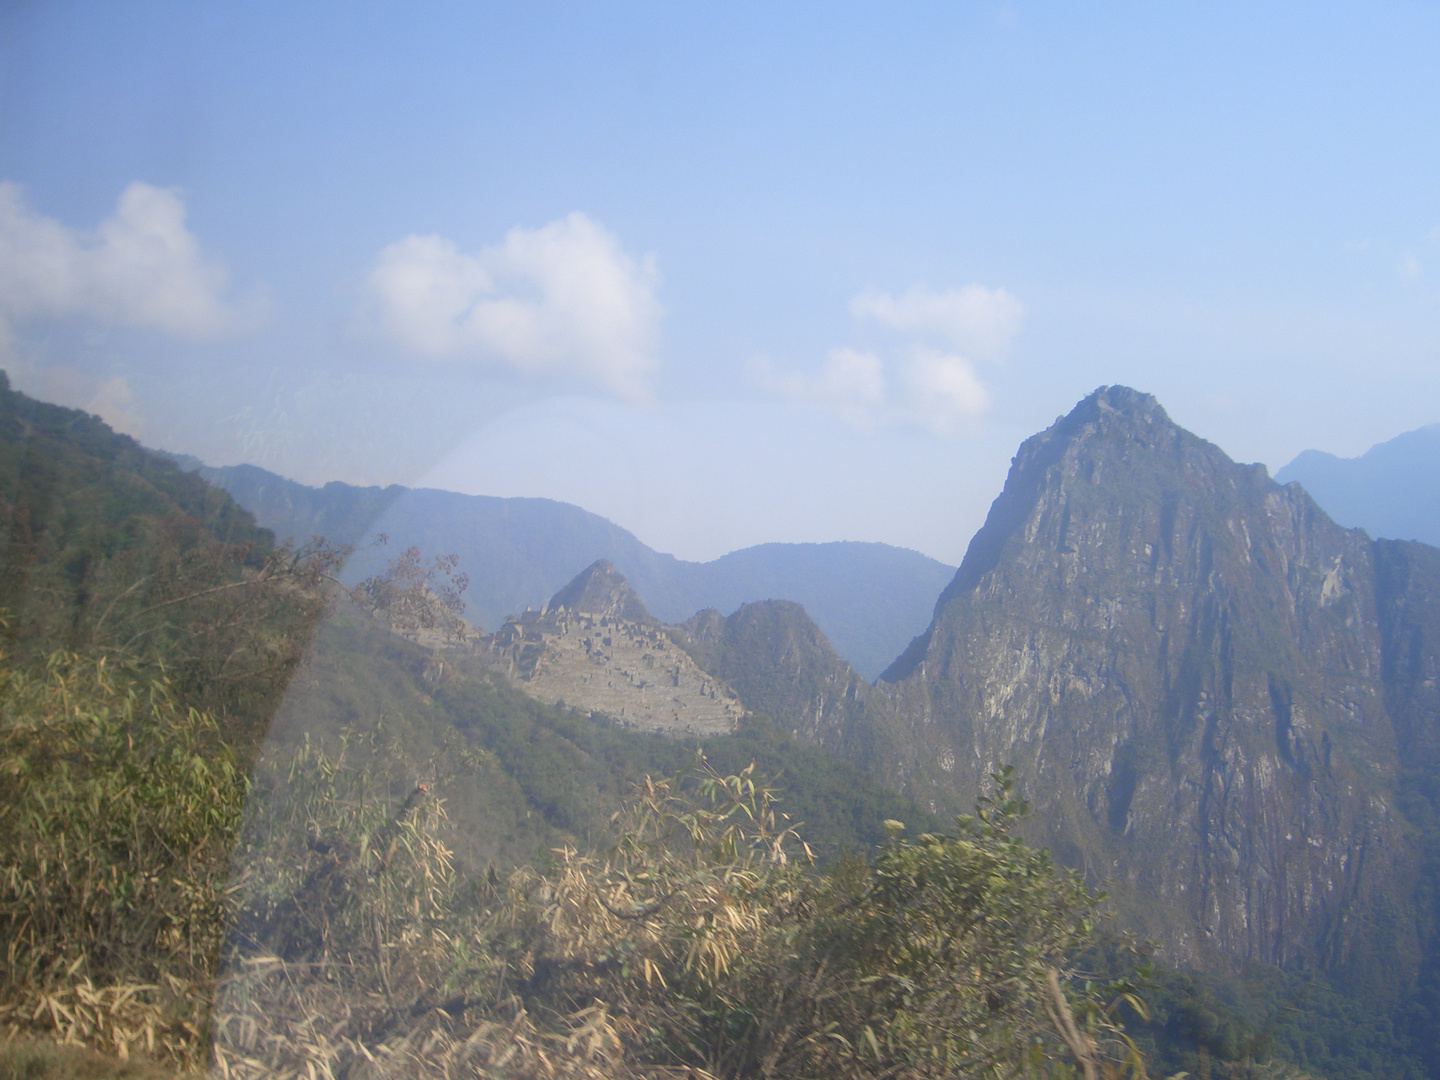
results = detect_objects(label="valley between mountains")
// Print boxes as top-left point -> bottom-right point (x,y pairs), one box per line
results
6,373 -> 1440,1077
237,387 -> 1440,1040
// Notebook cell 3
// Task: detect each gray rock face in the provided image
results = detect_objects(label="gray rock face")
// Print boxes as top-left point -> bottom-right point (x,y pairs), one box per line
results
670,600 -> 872,751
842,387 -> 1418,977
547,559 -> 656,625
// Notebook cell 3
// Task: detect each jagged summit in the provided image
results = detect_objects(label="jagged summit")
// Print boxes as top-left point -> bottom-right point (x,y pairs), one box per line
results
855,384 -> 1413,976
881,385 -> 1250,682
1075,382 -> 1169,430
547,559 -> 655,624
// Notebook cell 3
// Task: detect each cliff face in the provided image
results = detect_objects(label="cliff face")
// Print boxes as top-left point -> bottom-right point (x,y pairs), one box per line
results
671,600 -> 872,751
854,387 -> 1416,976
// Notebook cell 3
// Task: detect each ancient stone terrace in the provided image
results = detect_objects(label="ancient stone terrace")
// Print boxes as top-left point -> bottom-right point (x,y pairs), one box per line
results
481,562 -> 743,735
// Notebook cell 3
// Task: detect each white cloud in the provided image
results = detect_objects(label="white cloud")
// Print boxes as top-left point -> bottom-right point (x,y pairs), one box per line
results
359,212 -> 662,400
747,348 -> 886,427
849,283 -> 1023,357
0,181 -> 251,340
900,348 -> 989,432
753,281 -> 1018,433
751,346 -> 988,434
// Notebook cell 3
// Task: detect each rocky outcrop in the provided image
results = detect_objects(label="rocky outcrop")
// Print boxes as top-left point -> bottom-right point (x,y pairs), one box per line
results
840,387 -> 1419,979
670,600 -> 873,752
480,561 -> 743,735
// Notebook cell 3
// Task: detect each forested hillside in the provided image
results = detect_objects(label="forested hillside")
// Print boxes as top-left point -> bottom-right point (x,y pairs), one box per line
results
3,380 -> 1145,1079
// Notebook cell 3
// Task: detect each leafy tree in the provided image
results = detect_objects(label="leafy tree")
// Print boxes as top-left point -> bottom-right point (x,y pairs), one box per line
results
349,536 -> 470,643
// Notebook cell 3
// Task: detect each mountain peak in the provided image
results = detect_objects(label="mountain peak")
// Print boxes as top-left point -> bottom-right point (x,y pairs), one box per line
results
880,386 -> 1234,683
952,389 -> 1180,590
547,559 -> 654,623
1039,385 -> 1178,458
865,384 -> 1408,975
1083,383 -> 1168,424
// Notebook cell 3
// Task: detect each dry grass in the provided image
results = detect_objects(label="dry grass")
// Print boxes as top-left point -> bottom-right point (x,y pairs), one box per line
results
0,1037 -> 196,1080
4,647 -> 1144,1079
0,653 -> 245,1071
0,977 -> 205,1067
209,755 -> 1141,1080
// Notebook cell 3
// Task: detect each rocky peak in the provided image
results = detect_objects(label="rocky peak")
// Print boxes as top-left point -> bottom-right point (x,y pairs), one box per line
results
854,386 -> 1414,979
482,562 -> 740,735
883,385 -> 1252,682
673,600 -> 871,749
547,559 -> 655,624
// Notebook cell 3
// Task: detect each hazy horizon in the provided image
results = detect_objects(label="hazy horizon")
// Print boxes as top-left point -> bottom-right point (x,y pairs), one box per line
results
4,3 -> 1438,562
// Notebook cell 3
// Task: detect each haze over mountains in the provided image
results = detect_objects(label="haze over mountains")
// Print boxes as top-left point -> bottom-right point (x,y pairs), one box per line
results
178,459 -> 954,681
178,411 -> 1440,692
1277,423 -> 1440,547
12,370 -> 1440,1073
484,388 -> 1440,1026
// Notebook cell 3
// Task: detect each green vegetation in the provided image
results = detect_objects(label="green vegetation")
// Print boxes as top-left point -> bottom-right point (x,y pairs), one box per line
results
5,376 -> 1437,1078
0,378 -> 335,1063
0,372 -> 331,756
0,616 -> 1143,1078
262,598 -> 943,873
1122,957 -> 1430,1080
4,378 -> 1059,1076
434,671 -> 944,864
0,653 -> 243,1060
215,749 -> 1145,1080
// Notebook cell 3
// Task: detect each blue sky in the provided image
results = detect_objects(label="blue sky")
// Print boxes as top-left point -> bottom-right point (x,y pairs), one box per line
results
2,2 -> 1438,561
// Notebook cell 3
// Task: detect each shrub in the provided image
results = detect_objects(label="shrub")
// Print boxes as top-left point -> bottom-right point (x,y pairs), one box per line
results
0,652 -> 246,1062
215,753 -> 1147,1080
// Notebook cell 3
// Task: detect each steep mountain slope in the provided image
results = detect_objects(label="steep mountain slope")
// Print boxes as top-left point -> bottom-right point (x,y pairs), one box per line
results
671,600 -> 871,752
0,374 -> 328,754
1277,423 -> 1440,546
0,375 -> 272,652
840,387 -> 1419,988
184,460 -> 954,679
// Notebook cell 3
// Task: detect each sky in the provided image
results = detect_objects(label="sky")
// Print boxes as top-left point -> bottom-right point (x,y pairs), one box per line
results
2,1 -> 1438,564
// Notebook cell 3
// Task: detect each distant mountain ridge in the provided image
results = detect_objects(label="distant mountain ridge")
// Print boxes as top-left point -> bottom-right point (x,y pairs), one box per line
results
178,459 -> 955,680
1276,422 -> 1440,545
